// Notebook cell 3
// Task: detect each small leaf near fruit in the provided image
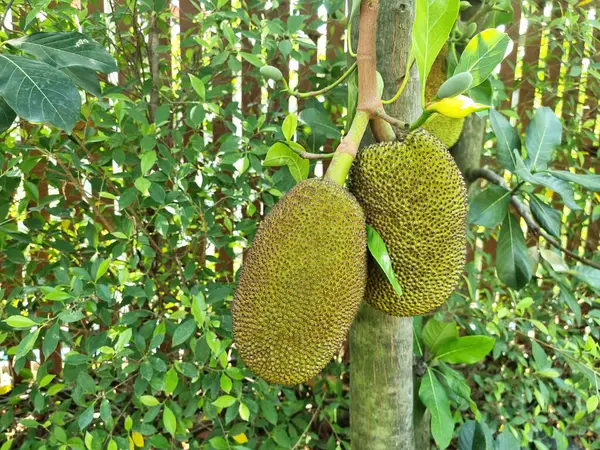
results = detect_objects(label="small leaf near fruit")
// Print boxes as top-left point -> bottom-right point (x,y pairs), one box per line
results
366,225 -> 402,298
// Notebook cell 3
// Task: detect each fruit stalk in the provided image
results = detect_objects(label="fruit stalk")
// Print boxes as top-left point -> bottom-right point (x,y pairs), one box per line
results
324,0 -> 392,186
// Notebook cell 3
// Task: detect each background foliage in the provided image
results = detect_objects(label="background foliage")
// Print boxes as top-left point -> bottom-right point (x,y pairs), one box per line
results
0,0 -> 598,449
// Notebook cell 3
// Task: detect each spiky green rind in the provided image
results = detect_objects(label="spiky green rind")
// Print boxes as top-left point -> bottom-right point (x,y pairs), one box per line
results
232,178 -> 367,385
349,130 -> 468,317
422,114 -> 465,148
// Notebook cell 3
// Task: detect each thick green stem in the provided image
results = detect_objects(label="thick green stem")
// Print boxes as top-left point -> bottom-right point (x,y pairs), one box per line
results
324,111 -> 370,185
409,110 -> 433,131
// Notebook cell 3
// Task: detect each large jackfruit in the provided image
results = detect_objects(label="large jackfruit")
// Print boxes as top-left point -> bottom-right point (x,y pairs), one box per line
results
349,130 -> 468,317
422,45 -> 465,148
232,178 -> 367,385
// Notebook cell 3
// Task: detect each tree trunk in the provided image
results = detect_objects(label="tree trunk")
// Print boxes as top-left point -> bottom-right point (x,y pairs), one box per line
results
349,1 -> 419,449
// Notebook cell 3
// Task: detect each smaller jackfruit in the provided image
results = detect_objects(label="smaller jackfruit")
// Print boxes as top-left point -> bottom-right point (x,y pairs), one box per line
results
422,114 -> 465,148
260,65 -> 283,81
424,45 -> 466,148
232,178 -> 367,385
349,130 -> 468,317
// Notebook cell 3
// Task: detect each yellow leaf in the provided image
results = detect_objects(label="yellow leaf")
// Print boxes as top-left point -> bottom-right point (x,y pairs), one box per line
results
233,433 -> 248,444
132,432 -> 144,447
545,189 -> 555,200
577,0 -> 592,6
595,193 -> 600,203
426,95 -> 490,118
128,437 -> 134,450
0,384 -> 13,395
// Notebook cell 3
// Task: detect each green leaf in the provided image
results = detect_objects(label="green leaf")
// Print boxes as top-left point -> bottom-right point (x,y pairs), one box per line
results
455,29 -> 510,87
263,142 -> 309,183
559,287 -> 581,325
141,151 -> 157,174
23,181 -> 39,203
495,430 -> 520,450
118,187 -> 138,209
550,170 -> 600,192
347,71 -> 359,130
419,369 -> 454,449
16,328 -> 40,360
261,399 -> 278,425
78,404 -> 95,430
95,258 -> 111,281
189,74 -> 205,100
172,319 -> 196,347
524,107 -> 562,171
423,319 -> 458,354
572,266 -> 600,291
536,368 -> 561,378
0,97 -> 16,133
220,373 -> 232,394
163,406 -> 176,437
239,402 -> 250,421
140,395 -> 161,406
0,54 -> 80,132
529,194 -> 561,238
107,439 -> 117,450
435,336 -> 495,364
209,437 -> 229,450
366,225 -> 402,297
124,415 -> 132,431
531,341 -> 549,369
239,52 -> 262,67
164,367 -> 178,395
532,173 -> 580,211
1,440 -> 13,450
4,315 -> 37,328
6,32 -> 117,73
135,177 -> 151,194
468,184 -> 511,228
413,0 -> 460,103
191,293 -> 206,328
489,109 -> 520,172
272,428 -> 292,447
77,372 -> 96,394
42,321 -> 60,359
64,67 -> 102,97
587,395 -> 599,414
496,213 -> 532,289
213,395 -> 237,408
38,374 -> 55,388
458,421 -> 493,450
282,113 -> 297,141
115,328 -> 132,351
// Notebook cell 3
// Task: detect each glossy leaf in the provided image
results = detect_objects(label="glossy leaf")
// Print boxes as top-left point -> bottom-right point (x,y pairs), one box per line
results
422,319 -> 458,354
172,319 -> 196,347
529,194 -> 561,238
4,315 -> 37,328
496,213 -> 532,289
7,32 -> 117,73
419,369 -> 454,449
455,29 -> 510,87
489,109 -> 520,172
435,336 -> 495,364
413,0 -> 460,102
0,55 -> 81,132
366,225 -> 402,297
468,184 -> 511,228
0,97 -> 17,133
263,142 -> 309,183
162,405 -> 176,437
15,328 -> 40,361
458,421 -> 493,450
524,107 -> 562,171
550,170 -> 600,192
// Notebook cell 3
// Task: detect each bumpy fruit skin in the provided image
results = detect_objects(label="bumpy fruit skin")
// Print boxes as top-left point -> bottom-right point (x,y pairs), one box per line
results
232,178 -> 367,385
349,131 -> 468,317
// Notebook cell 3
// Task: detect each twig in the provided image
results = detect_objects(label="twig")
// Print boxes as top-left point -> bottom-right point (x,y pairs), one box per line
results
291,407 -> 321,450
467,168 -> 600,271
1,0 -> 15,32
147,11 -> 161,121
376,109 -> 409,129
284,62 -> 357,99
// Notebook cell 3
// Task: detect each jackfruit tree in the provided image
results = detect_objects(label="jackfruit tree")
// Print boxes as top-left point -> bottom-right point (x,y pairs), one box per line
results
1,0 -> 599,448
234,0 -> 600,448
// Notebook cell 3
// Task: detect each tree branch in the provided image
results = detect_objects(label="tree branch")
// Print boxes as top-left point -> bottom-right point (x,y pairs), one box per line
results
467,168 -> 600,271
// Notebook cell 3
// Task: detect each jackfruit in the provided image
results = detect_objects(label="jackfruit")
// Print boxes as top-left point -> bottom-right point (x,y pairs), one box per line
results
423,45 -> 465,148
232,178 -> 367,385
349,130 -> 468,317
